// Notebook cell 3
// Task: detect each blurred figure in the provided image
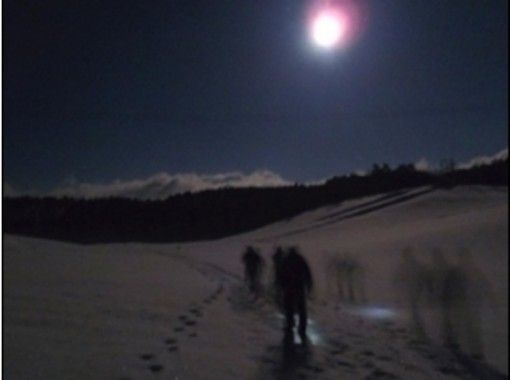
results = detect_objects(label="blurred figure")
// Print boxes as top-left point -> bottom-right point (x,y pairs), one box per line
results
272,246 -> 286,311
431,247 -> 493,359
279,247 -> 313,342
324,252 -> 339,302
455,248 -> 486,360
330,253 -> 367,305
429,247 -> 469,352
333,255 -> 348,301
242,246 -> 264,297
393,247 -> 429,338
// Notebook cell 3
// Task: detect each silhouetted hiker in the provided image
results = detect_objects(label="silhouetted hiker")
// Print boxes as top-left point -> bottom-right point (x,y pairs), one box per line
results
242,246 -> 264,296
393,247 -> 429,338
279,247 -> 313,342
430,248 -> 464,350
272,246 -> 286,310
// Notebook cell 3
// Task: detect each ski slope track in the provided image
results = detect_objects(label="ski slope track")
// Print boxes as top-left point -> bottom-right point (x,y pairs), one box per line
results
3,185 -> 508,379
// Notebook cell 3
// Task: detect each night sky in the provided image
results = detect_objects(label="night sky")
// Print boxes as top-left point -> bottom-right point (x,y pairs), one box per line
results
3,0 -> 508,192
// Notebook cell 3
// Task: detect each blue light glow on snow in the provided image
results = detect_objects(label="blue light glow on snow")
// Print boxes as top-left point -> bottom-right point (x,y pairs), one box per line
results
352,306 -> 397,319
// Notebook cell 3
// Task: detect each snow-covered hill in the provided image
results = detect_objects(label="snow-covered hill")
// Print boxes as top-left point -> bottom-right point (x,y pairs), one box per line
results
3,186 -> 508,379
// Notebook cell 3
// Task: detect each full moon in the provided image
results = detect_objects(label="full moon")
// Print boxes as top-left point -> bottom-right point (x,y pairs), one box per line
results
311,11 -> 346,48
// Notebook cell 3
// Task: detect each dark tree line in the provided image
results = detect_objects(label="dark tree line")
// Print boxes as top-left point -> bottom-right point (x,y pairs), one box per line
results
3,158 -> 507,244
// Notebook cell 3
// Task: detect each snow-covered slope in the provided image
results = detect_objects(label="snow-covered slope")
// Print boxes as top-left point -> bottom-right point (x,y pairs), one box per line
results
3,186 -> 508,379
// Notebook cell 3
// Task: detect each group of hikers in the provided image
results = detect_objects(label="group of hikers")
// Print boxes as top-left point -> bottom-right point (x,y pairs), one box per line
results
242,245 -> 313,342
241,244 -> 489,360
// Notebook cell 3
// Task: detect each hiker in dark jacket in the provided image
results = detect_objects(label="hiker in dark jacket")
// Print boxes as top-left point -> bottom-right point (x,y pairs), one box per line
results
279,246 -> 313,340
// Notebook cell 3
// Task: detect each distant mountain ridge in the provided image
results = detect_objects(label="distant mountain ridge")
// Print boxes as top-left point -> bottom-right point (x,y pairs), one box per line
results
5,149 -> 507,200
3,157 -> 507,244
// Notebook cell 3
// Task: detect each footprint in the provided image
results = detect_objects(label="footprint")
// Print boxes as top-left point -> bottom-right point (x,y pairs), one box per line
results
190,309 -> 203,317
164,338 -> 177,345
168,346 -> 178,352
329,342 -> 349,355
366,368 -> 399,379
178,315 -> 188,321
363,361 -> 375,369
407,339 -> 426,347
148,364 -> 163,373
261,357 -> 277,365
304,365 -> 324,374
174,327 -> 185,332
336,360 -> 356,369
140,353 -> 154,361
437,366 -> 464,376
185,320 -> 197,326
189,332 -> 198,338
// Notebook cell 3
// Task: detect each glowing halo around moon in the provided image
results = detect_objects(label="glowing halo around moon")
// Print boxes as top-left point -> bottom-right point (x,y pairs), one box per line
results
307,0 -> 365,51
311,11 -> 346,48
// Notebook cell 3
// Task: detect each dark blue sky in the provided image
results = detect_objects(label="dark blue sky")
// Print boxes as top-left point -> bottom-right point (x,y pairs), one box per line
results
4,0 -> 508,191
